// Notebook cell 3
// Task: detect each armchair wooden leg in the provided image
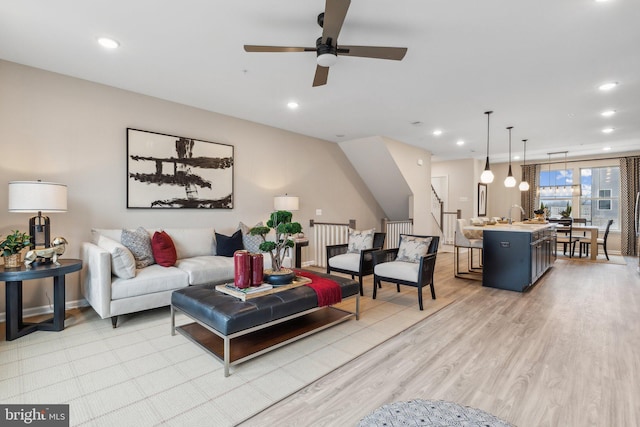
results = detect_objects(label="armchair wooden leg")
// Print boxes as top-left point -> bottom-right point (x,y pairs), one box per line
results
396,284 -> 400,293
430,282 -> 436,300
373,277 -> 379,300
358,276 -> 364,296
418,285 -> 423,311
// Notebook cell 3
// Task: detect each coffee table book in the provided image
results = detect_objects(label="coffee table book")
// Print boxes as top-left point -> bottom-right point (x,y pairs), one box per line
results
216,276 -> 312,301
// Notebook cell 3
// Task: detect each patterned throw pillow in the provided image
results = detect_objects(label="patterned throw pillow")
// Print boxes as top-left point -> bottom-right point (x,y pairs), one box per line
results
121,227 -> 155,269
238,221 -> 264,253
395,235 -> 433,263
347,228 -> 375,253
97,234 -> 136,279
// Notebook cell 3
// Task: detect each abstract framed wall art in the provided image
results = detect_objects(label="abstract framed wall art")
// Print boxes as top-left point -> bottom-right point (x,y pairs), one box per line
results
127,128 -> 234,208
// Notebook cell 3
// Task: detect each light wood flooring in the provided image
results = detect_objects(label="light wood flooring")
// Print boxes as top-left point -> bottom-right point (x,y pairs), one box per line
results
240,252 -> 640,427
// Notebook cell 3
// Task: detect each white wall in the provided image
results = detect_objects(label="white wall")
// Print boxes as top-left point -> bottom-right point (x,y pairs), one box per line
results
0,60 -> 386,313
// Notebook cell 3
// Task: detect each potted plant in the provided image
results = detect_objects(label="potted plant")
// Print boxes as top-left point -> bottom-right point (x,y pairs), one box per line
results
250,210 -> 302,284
1,230 -> 32,268
560,202 -> 572,218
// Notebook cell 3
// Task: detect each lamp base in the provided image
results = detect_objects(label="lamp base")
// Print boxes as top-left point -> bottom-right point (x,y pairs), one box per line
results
29,214 -> 51,248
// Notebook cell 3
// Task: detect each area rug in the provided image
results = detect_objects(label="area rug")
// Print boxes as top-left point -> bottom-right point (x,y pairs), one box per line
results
358,399 -> 515,427
0,280 -> 455,427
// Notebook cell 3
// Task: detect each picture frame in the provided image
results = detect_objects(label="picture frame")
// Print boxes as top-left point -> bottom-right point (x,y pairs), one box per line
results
478,183 -> 487,217
127,128 -> 234,208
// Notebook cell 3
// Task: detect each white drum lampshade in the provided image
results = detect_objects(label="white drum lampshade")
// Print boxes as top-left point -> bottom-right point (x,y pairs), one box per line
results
8,181 -> 68,248
273,195 -> 299,211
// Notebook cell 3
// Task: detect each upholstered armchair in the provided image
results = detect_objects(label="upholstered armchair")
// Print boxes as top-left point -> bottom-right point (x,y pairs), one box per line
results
372,235 -> 439,310
327,232 -> 386,296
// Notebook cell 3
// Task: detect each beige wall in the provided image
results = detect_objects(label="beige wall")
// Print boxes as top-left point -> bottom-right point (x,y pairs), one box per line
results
0,60 -> 386,315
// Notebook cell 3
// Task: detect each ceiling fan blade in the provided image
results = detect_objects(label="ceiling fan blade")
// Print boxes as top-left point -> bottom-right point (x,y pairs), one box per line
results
244,45 -> 315,53
322,0 -> 351,43
313,65 -> 329,87
337,45 -> 407,60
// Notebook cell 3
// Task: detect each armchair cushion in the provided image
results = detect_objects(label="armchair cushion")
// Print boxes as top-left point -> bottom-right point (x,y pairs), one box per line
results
396,235 -> 432,263
121,226 -> 155,269
374,260 -> 419,282
328,253 -> 361,272
97,235 -> 136,279
347,228 -> 375,253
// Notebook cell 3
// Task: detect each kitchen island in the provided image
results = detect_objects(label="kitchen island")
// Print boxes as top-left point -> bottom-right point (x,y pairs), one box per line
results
466,222 -> 556,292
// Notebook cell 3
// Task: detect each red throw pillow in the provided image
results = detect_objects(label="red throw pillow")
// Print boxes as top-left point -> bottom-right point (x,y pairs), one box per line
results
151,231 -> 177,267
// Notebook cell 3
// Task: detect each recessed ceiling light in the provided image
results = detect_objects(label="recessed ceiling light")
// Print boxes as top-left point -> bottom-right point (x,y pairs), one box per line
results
598,82 -> 618,91
287,101 -> 299,109
513,155 -> 520,160
602,127 -> 615,133
603,146 -> 612,151
456,140 -> 464,146
601,110 -> 616,117
432,129 -> 443,136
97,37 -> 120,49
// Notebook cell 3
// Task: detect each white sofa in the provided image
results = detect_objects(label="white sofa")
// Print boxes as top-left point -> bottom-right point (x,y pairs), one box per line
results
81,227 -> 288,327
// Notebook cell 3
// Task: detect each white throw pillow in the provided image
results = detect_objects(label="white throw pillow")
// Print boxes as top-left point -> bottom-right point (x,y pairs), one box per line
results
347,228 -> 375,253
396,235 -> 433,263
97,235 -> 136,279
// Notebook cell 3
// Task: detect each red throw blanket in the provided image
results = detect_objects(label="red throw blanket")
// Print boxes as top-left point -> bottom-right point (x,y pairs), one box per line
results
294,269 -> 342,307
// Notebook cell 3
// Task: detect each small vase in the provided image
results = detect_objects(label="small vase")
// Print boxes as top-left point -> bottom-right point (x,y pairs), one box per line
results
4,253 -> 22,269
250,253 -> 263,286
233,250 -> 251,289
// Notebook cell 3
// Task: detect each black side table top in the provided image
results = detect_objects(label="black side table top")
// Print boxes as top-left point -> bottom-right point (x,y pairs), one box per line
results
0,258 -> 82,281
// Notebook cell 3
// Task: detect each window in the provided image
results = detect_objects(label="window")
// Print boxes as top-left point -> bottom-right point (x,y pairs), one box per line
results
539,167 -> 574,217
580,167 -> 619,230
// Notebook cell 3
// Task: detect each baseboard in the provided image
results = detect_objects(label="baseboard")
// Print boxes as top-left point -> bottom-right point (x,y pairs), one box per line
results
0,298 -> 90,323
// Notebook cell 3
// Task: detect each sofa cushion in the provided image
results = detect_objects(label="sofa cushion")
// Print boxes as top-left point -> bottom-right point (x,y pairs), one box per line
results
347,228 -> 374,253
175,256 -> 235,286
375,261 -> 419,282
396,235 -> 432,263
152,231 -> 177,267
121,227 -> 155,268
111,264 -> 189,300
328,253 -> 360,272
215,230 -> 244,257
96,235 -> 136,279
162,228 -> 216,258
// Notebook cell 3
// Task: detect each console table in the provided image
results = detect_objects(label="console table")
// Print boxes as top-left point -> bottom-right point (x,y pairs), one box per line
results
1,258 -> 82,341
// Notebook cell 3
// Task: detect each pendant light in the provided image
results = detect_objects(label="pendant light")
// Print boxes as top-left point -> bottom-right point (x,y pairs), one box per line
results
480,111 -> 494,184
504,126 -> 516,187
519,139 -> 530,191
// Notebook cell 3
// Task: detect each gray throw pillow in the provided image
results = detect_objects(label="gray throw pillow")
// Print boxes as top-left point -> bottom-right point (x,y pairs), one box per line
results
121,226 -> 155,269
238,221 -> 264,253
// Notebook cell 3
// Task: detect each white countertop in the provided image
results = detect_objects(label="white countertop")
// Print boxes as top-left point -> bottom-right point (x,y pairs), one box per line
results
464,221 -> 555,235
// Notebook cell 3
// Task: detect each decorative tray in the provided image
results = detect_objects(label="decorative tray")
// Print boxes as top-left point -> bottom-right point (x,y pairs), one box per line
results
216,276 -> 312,301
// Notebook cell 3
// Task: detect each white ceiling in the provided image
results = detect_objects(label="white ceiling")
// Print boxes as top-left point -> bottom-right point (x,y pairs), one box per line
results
1,0 -> 639,163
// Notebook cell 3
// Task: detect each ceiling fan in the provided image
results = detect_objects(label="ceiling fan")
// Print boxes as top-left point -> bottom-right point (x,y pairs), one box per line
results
244,0 -> 408,87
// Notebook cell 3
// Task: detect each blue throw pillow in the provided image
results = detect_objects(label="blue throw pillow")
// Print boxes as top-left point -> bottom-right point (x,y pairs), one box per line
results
215,229 -> 244,257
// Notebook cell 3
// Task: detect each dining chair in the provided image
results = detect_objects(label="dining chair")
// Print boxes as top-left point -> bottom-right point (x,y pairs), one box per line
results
372,235 -> 439,310
327,232 -> 386,296
579,219 -> 613,260
550,218 -> 579,257
454,219 -> 483,280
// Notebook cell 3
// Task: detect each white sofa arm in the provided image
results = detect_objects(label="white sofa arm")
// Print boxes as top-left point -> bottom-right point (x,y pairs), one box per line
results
81,242 -> 112,319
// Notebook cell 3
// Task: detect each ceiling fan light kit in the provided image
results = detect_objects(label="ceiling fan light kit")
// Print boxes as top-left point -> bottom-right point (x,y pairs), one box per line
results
244,0 -> 407,86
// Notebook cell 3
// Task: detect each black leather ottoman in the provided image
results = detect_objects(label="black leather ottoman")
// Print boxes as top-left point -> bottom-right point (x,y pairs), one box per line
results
171,270 -> 360,376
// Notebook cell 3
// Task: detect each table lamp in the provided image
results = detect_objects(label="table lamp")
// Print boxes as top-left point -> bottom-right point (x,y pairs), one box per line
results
8,181 -> 68,249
